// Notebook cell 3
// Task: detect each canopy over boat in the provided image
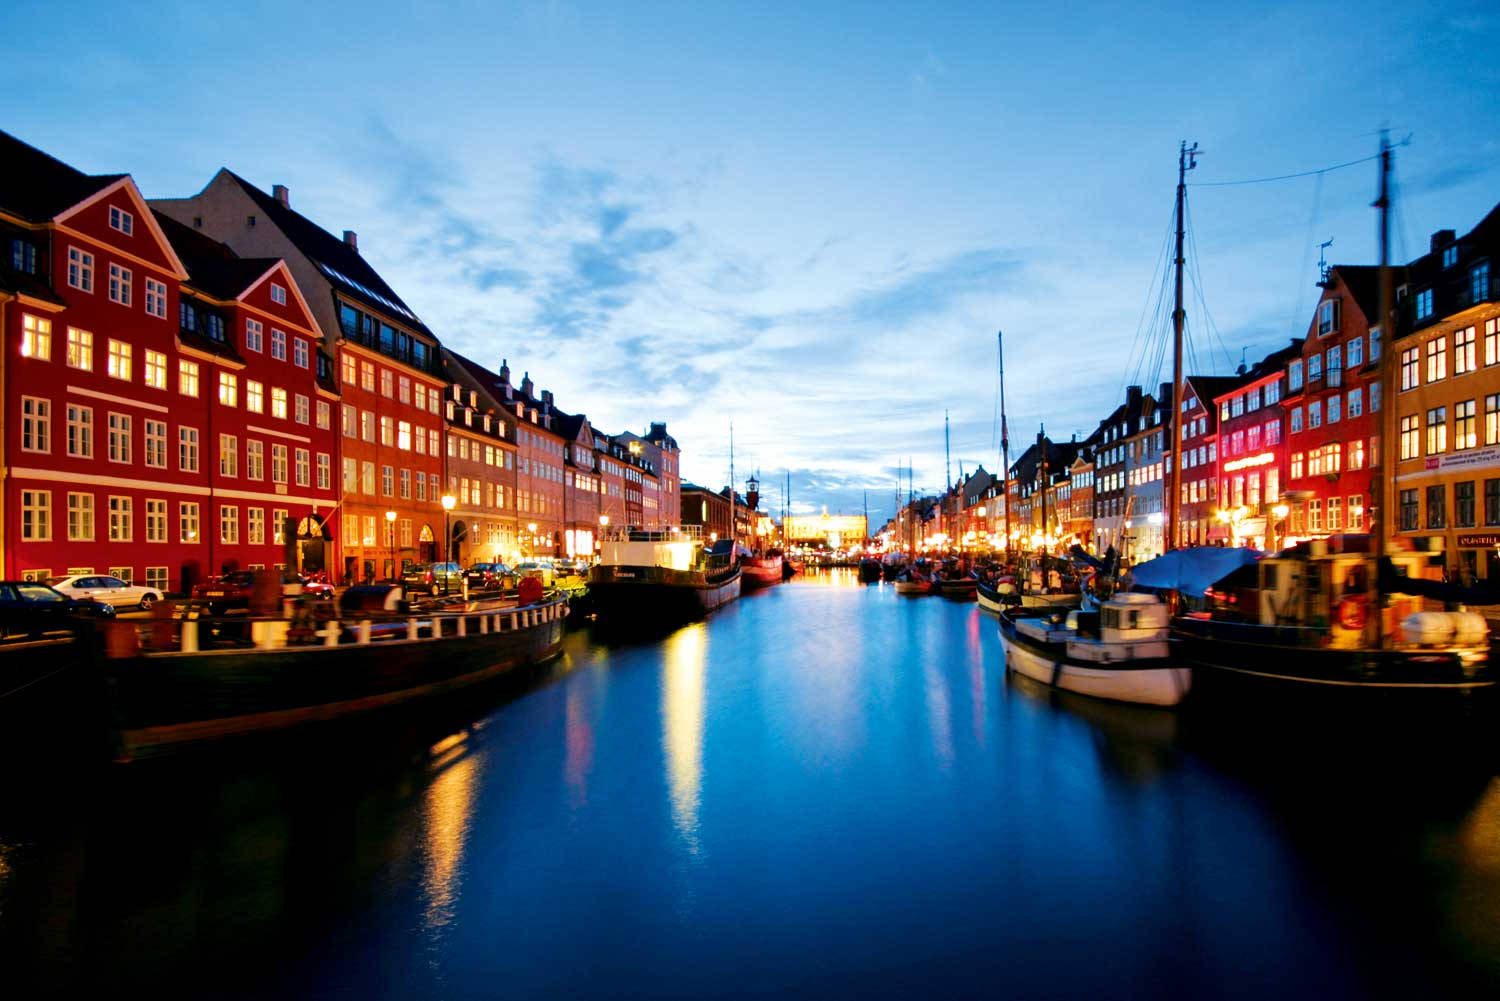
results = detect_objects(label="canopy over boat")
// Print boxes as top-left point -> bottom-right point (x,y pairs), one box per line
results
1127,546 -> 1263,596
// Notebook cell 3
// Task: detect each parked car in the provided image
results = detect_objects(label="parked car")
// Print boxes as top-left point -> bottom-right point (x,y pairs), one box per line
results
402,562 -> 465,596
49,574 -> 164,610
463,563 -> 517,592
191,570 -> 333,615
0,581 -> 115,639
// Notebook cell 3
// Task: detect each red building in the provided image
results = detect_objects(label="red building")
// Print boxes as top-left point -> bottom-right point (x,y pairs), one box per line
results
1176,374 -> 1244,546
1282,265 -> 1382,542
1210,341 -> 1303,549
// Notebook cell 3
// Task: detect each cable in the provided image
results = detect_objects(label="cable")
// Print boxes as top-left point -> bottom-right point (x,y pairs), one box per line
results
1189,152 -> 1380,187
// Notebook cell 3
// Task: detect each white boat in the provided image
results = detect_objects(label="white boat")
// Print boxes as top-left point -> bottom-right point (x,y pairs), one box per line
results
998,592 -> 1190,706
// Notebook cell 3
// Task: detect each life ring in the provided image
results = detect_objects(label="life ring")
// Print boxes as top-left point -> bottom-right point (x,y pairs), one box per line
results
1336,597 -> 1367,630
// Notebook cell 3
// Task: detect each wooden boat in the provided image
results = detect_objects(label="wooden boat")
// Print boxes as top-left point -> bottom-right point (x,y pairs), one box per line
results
976,575 -> 1015,614
934,575 -> 978,601
99,594 -> 570,760
741,553 -> 784,589
588,526 -> 741,620
999,593 -> 1190,706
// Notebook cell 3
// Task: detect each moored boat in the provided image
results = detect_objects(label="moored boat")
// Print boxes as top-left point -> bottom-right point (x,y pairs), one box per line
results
934,575 -> 978,600
857,557 -> 883,584
741,552 -> 785,589
588,526 -> 742,620
999,593 -> 1190,706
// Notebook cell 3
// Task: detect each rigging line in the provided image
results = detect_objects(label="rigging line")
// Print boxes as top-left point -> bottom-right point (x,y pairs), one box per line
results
1288,171 -> 1325,343
1120,200 -> 1180,405
1188,152 -> 1380,187
1131,212 -> 1177,394
1184,196 -> 1236,374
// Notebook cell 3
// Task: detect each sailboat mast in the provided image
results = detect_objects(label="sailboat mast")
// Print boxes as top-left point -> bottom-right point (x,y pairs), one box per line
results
1373,131 -> 1395,647
999,330 -> 1012,561
1038,425 -> 1048,558
729,422 -> 735,546
1168,140 -> 1198,552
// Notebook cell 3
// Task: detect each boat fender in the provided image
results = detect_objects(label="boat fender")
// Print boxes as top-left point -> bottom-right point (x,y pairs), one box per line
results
1336,597 -> 1368,631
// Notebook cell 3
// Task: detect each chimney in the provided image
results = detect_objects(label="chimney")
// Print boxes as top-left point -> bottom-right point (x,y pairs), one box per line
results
343,230 -> 359,253
273,184 -> 290,208
521,372 -> 533,397
1126,385 -> 1143,410
1431,229 -> 1455,253
541,389 -> 553,410
498,358 -> 510,385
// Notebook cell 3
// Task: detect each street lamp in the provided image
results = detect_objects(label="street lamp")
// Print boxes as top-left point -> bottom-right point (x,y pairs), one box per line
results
441,493 -> 457,593
527,522 -> 537,558
384,509 -> 397,583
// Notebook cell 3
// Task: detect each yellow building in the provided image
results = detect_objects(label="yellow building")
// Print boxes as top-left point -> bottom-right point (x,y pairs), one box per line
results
1391,214 -> 1500,583
784,513 -> 867,549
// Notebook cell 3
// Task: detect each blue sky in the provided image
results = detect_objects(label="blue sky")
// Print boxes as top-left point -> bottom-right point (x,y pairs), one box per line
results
6,1 -> 1499,528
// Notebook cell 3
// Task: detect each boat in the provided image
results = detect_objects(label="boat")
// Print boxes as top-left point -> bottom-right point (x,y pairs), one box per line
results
893,563 -> 935,596
1175,536 -> 1493,693
933,562 -> 978,600
98,590 -> 570,759
881,552 -> 907,582
976,571 -> 1017,613
999,593 -> 1190,706
741,551 -> 784,589
588,525 -> 742,620
857,557 -> 883,584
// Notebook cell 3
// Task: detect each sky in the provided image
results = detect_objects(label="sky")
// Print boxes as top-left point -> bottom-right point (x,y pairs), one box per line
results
5,1 -> 1499,529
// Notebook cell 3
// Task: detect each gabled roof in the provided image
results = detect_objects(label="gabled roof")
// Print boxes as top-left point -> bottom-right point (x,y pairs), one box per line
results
0,129 -> 124,222
220,169 -> 431,335
155,210 -> 280,301
1328,265 -> 1382,325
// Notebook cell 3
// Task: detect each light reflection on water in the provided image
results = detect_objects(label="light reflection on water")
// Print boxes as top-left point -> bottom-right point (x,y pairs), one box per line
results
0,571 -> 1498,999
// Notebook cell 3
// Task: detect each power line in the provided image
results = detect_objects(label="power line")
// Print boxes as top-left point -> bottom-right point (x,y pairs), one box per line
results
1189,152 -> 1380,187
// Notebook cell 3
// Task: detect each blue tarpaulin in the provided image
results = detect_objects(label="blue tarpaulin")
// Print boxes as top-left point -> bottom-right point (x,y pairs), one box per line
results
1126,547 -> 1263,595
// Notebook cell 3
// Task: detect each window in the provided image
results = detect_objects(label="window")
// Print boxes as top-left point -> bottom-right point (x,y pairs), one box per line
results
107,412 -> 131,463
1488,319 -> 1500,367
361,410 -> 374,442
246,380 -> 263,413
21,314 -> 51,360
180,501 -> 200,543
1288,359 -> 1303,391
1291,452 -> 1304,479
67,327 -> 93,370
1264,381 -> 1281,406
317,453 -> 331,490
271,387 -> 287,420
1265,419 -> 1281,445
1346,388 -> 1362,419
398,420 -> 412,450
1455,400 -> 1477,450
428,429 -> 439,455
295,448 -> 310,487
1318,299 -> 1339,336
1230,394 -> 1243,417
360,361 -> 375,392
382,465 -> 394,496
145,278 -> 167,318
381,369 -> 394,398
1457,481 -> 1476,528
109,205 -> 133,235
1326,496 -> 1342,532
220,505 -> 239,544
1327,395 -> 1341,424
1427,337 -> 1447,382
144,499 -> 167,543
219,434 -> 237,476
1309,353 -> 1322,382
218,372 -> 238,407
1348,494 -> 1363,531
294,338 -> 309,368
247,508 -> 265,546
1325,346 -> 1342,386
1401,347 -> 1420,390
294,394 -> 310,425
11,238 -> 37,274
380,416 -> 394,446
399,376 -> 411,404
245,318 -> 263,352
144,419 -> 166,468
341,354 -> 357,384
1348,335 -> 1363,369
1348,438 -> 1365,470
179,426 -> 200,472
66,404 -> 93,458
1400,415 -> 1420,460
316,400 -> 330,430
179,360 -> 200,397
247,439 -> 264,480
107,264 -> 132,306
271,328 -> 286,361
107,339 -> 131,380
1489,395 -> 1500,445
400,468 -> 411,499
67,247 -> 93,292
1308,499 -> 1322,533
1474,262 -> 1492,305
21,397 -> 50,453
1426,485 -> 1446,529
1371,328 -> 1381,361
342,457 -> 358,494
1443,245 -> 1459,269
1400,489 -> 1418,531
1427,407 -> 1447,455
1309,401 -> 1322,429
1456,327 -> 1476,375
21,490 -> 51,541
1487,480 -> 1500,527
142,349 -> 167,390
67,492 -> 94,541
270,282 -> 287,305
108,496 -> 132,542
1415,288 -> 1434,321
1371,383 -> 1381,412
361,461 -> 376,495
1290,407 -> 1303,433
271,443 -> 288,484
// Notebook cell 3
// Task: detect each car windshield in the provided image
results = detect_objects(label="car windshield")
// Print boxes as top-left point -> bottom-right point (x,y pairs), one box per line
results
18,584 -> 66,603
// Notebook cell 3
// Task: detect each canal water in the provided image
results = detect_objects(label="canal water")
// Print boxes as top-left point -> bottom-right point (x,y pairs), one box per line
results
3,570 -> 1500,999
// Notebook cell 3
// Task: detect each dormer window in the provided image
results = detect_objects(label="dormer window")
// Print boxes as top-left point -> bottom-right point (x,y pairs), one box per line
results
1443,245 -> 1459,269
446,401 -> 455,420
109,206 -> 133,235
270,283 -> 287,305
464,409 -> 473,427
483,415 -> 491,432
1317,299 -> 1340,336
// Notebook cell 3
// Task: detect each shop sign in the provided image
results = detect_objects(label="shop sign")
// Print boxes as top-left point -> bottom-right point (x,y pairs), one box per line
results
1223,452 -> 1276,472
1456,534 -> 1500,548
1425,446 -> 1500,472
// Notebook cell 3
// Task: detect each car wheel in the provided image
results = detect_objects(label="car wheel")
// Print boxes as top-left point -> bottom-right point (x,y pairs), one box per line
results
140,593 -> 156,610
429,583 -> 439,597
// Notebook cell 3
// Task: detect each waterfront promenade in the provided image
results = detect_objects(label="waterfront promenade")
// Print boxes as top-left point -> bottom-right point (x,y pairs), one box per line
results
2,571 -> 1498,999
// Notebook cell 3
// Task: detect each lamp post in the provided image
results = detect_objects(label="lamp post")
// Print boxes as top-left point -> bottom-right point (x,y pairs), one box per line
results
1270,503 -> 1289,554
441,493 -> 457,593
527,522 -> 537,559
384,509 -> 397,583
598,514 -> 609,558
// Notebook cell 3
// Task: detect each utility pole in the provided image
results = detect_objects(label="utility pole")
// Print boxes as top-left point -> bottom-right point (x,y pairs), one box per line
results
1168,139 -> 1198,553
1373,130 -> 1395,648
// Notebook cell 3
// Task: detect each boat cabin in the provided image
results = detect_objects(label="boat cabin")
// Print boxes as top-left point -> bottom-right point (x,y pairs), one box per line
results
1252,535 -> 1431,650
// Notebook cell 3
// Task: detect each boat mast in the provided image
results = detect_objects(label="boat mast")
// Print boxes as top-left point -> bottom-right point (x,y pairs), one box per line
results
729,422 -> 735,548
999,330 -> 1012,563
1038,425 -> 1048,564
1168,140 -> 1198,552
1373,130 -> 1395,647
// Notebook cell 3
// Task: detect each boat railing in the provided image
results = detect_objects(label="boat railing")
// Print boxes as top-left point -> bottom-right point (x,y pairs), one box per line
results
99,594 -> 571,658
601,524 -> 703,543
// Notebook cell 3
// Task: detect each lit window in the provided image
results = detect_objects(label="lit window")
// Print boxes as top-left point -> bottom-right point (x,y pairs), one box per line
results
271,387 -> 287,419
246,380 -> 263,413
1455,327 -> 1476,375
218,372 -> 238,407
1415,288 -> 1433,321
144,350 -> 167,389
1427,337 -> 1447,382
67,327 -> 94,370
21,314 -> 51,360
179,360 -> 200,397
107,339 -> 132,380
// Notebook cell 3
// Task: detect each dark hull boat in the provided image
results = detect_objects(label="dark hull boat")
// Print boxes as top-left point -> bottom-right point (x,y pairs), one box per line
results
588,527 -> 742,622
935,576 -> 978,600
857,558 -> 883,584
102,597 -> 570,760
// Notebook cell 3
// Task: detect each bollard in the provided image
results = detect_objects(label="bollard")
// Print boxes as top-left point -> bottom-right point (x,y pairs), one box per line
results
457,615 -> 467,637
357,620 -> 371,645
322,619 -> 340,647
180,620 -> 199,653
407,617 -> 419,641
479,614 -> 489,634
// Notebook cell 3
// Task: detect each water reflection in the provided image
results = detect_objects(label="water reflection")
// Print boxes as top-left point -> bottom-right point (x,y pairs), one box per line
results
661,622 -> 707,853
421,732 -> 479,939
1005,671 -> 1180,784
564,672 -> 596,808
